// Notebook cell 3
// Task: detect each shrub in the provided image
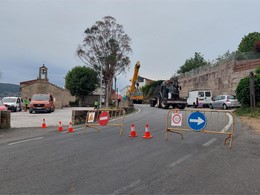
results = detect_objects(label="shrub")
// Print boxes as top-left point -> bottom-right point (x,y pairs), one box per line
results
236,74 -> 260,107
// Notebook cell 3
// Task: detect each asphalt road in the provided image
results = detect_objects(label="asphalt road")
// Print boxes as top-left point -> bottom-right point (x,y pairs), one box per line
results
0,105 -> 259,194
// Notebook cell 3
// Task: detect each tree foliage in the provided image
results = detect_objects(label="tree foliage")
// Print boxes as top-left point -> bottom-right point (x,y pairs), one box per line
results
236,74 -> 260,107
236,77 -> 250,106
177,52 -> 208,74
65,66 -> 99,106
215,50 -> 233,62
77,16 -> 132,106
142,80 -> 163,99
237,32 -> 260,53
255,67 -> 260,75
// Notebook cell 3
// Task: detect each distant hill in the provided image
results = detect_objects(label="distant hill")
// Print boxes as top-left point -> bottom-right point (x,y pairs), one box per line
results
0,83 -> 20,99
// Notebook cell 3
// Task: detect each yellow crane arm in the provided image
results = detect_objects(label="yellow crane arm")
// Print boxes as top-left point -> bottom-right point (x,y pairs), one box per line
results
130,61 -> 141,92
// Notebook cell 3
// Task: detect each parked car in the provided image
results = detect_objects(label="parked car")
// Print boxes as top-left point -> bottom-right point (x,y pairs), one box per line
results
29,94 -> 55,113
0,100 -> 8,111
187,90 -> 212,108
209,95 -> 241,109
1,97 -> 23,112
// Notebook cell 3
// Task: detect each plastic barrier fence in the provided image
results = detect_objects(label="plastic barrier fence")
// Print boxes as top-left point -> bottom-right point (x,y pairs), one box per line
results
84,108 -> 125,136
166,109 -> 235,148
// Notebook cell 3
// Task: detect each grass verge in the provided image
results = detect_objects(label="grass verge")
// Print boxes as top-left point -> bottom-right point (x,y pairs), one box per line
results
234,106 -> 260,118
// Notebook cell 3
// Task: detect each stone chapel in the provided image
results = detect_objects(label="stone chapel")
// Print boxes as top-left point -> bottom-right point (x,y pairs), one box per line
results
20,64 -> 75,109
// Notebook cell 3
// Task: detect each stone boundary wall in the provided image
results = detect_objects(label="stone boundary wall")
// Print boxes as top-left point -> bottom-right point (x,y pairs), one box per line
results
0,111 -> 11,129
72,107 -> 135,125
178,58 -> 260,98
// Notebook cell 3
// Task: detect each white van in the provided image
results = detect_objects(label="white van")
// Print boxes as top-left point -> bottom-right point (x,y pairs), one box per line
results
187,90 -> 212,107
2,97 -> 23,112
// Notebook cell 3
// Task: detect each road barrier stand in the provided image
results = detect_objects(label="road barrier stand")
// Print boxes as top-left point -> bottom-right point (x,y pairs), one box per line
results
166,108 -> 235,148
84,108 -> 125,136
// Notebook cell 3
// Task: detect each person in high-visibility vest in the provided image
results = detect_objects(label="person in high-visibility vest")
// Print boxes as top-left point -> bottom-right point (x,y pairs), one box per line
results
24,97 -> 30,111
94,100 -> 99,109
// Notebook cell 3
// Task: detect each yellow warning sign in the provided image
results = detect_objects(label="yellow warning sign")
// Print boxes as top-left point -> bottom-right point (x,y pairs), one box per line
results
88,112 -> 95,123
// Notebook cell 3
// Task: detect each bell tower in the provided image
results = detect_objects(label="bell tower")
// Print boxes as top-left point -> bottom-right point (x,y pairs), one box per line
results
39,64 -> 48,81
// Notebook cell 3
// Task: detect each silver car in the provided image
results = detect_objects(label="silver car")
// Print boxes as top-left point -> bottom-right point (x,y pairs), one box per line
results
209,95 -> 241,110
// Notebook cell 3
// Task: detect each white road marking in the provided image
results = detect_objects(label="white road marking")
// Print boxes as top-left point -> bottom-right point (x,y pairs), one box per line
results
221,113 -> 233,132
8,137 -> 44,146
112,180 -> 141,195
61,127 -> 84,133
169,154 -> 193,167
203,138 -> 218,147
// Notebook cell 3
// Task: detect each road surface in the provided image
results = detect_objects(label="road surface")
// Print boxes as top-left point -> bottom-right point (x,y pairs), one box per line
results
0,105 -> 259,194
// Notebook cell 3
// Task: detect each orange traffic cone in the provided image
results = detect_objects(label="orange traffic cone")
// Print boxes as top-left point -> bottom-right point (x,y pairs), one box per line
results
68,122 -> 74,133
129,123 -> 138,137
142,123 -> 152,139
42,118 -> 47,128
58,121 -> 63,132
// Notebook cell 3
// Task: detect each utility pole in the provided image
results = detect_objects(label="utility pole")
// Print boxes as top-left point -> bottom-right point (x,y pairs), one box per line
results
99,65 -> 102,109
114,77 -> 117,98
249,72 -> 256,109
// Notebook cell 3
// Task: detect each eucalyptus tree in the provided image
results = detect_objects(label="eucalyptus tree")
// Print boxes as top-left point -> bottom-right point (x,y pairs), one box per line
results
77,16 -> 132,106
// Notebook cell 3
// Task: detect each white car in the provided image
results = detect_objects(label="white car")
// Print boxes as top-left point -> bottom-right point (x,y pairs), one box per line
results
209,95 -> 241,110
2,97 -> 23,112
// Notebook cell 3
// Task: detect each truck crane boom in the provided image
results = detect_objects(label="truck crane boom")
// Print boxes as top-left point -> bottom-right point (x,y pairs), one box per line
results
126,61 -> 143,103
130,61 -> 140,92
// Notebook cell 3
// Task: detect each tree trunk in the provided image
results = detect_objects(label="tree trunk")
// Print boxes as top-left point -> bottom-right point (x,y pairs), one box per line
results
105,77 -> 113,107
78,96 -> 84,107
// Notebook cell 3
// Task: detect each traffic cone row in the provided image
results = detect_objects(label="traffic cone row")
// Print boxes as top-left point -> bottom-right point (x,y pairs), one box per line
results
41,119 -> 74,133
42,119 -> 152,138
129,123 -> 152,139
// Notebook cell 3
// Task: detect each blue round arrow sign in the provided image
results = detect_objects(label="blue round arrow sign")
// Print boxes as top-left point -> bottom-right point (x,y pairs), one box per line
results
187,112 -> 207,131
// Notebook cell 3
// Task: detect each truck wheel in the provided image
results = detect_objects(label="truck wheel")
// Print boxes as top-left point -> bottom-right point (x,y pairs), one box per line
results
161,100 -> 169,109
178,104 -> 186,109
156,98 -> 162,108
150,100 -> 156,107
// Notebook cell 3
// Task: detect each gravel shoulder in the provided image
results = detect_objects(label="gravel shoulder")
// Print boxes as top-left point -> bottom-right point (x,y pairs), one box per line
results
240,116 -> 260,134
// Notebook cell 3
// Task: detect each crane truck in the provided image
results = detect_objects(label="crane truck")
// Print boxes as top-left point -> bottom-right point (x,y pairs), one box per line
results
149,77 -> 187,109
126,61 -> 143,104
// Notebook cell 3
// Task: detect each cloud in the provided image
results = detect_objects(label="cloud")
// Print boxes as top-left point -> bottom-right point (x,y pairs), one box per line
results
0,0 -> 260,90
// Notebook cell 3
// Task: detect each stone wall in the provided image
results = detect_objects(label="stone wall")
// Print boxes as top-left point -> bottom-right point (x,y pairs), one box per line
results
178,58 -> 260,98
0,111 -> 11,129
82,95 -> 100,107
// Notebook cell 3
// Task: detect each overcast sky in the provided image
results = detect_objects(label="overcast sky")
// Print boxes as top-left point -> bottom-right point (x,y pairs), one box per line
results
0,0 -> 259,91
